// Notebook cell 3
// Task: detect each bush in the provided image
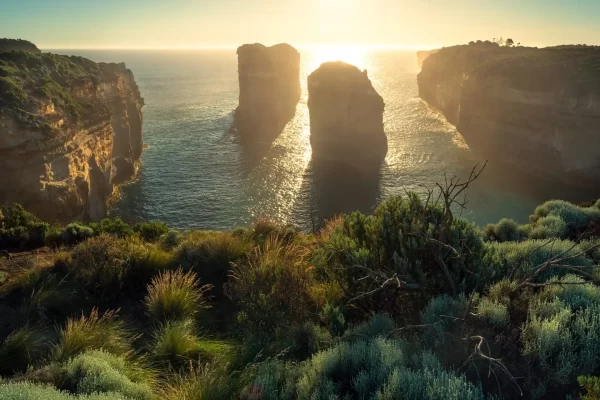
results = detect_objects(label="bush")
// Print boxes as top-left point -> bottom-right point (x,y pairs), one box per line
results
475,297 -> 509,327
579,375 -> 600,400
288,323 -> 332,360
63,350 -> 154,400
134,222 -> 169,243
522,279 -> 600,393
226,236 -> 317,335
0,325 -> 47,375
61,223 -> 95,244
483,218 -> 523,242
178,231 -> 249,292
0,381 -> 130,399
531,200 -> 600,238
53,309 -> 132,362
343,314 -> 395,342
0,203 -> 49,249
90,218 -> 134,238
158,229 -> 182,250
161,362 -> 235,400
145,268 -> 212,323
421,294 -> 468,346
319,303 -> 346,337
149,319 -> 201,367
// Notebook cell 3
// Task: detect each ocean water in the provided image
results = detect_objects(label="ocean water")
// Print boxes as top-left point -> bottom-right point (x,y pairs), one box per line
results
53,48 -> 592,230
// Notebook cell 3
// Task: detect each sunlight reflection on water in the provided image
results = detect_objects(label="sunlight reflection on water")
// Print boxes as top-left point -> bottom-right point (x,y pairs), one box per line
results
58,48 -> 595,231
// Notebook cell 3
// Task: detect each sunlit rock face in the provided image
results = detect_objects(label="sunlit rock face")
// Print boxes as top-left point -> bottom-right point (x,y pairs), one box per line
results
0,47 -> 143,222
308,61 -> 387,170
418,43 -> 600,186
235,43 -> 301,141
416,49 -> 439,68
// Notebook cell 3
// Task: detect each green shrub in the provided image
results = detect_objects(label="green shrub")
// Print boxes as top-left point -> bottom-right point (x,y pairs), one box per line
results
145,268 -> 212,323
288,323 -> 332,360
319,303 -> 346,337
522,279 -> 600,393
149,319 -> 201,367
0,325 -> 47,375
343,314 -> 395,342
90,218 -> 134,238
531,200 -> 600,238
475,297 -> 509,327
579,375 -> 600,400
0,203 -> 49,249
134,222 -> 168,242
64,350 -> 154,400
68,235 -> 128,297
178,231 -> 249,290
483,218 -> 523,242
158,229 -> 183,250
53,309 -> 132,362
421,294 -> 468,345
161,362 -> 235,400
529,215 -> 567,239
226,236 -> 317,335
0,381 -> 130,399
61,223 -> 94,244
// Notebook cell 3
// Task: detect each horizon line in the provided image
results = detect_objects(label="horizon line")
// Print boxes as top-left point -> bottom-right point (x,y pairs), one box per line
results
40,43 -> 439,51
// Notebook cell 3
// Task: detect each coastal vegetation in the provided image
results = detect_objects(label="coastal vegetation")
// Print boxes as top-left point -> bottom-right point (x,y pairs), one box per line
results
2,171 -> 600,399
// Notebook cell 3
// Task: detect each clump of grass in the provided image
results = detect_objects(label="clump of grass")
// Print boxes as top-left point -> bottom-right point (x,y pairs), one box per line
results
0,380 -> 131,399
161,361 -> 236,400
149,319 -> 200,367
0,325 -> 48,375
145,268 -> 212,323
52,308 -> 133,362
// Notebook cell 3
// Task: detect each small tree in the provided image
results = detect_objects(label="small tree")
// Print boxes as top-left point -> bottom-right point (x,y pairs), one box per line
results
506,38 -> 514,47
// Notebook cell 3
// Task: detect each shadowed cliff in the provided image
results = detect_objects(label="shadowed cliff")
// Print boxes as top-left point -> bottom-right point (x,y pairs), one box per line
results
418,43 -> 600,186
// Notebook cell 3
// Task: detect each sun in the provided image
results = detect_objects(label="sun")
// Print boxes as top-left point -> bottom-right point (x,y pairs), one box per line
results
307,44 -> 368,73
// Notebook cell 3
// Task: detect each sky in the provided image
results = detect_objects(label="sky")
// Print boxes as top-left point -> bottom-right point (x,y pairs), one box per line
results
1,0 -> 599,49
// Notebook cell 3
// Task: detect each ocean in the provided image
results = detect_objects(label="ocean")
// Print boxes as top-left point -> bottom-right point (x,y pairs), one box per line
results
51,48 -> 592,231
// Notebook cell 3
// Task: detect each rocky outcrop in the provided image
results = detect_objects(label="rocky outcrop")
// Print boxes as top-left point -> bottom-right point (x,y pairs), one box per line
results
416,49 -> 438,68
0,39 -> 41,53
0,46 -> 143,222
418,44 -> 600,186
235,43 -> 301,141
308,61 -> 387,170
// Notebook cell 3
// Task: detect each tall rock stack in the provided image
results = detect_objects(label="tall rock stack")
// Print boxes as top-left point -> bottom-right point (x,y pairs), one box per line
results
308,61 -> 387,170
235,43 -> 301,141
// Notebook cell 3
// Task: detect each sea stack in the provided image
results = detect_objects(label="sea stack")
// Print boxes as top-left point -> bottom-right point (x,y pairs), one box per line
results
235,43 -> 301,141
308,61 -> 387,169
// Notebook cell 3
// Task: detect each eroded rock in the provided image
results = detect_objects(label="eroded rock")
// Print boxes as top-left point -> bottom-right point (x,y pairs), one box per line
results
308,61 -> 387,170
235,43 -> 301,141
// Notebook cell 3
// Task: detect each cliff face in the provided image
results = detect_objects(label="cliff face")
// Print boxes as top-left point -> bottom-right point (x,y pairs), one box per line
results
0,48 -> 143,222
416,49 -> 438,68
235,43 -> 301,141
308,61 -> 387,170
418,44 -> 600,185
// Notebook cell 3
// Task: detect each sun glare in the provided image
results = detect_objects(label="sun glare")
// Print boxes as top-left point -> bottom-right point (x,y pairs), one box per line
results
306,45 -> 368,73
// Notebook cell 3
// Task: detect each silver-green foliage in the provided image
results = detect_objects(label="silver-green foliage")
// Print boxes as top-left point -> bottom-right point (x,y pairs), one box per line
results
531,200 -> 600,235
522,275 -> 600,387
421,294 -> 468,344
0,381 -> 130,400
64,350 -> 154,400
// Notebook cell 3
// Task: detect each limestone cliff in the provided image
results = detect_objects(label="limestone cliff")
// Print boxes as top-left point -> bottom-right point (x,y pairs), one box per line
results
235,43 -> 301,141
0,45 -> 143,222
308,61 -> 387,170
416,49 -> 438,68
418,43 -> 600,185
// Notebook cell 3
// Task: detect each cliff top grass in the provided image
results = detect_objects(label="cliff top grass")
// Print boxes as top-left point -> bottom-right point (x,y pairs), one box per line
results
422,42 -> 600,93
0,39 -> 41,54
0,40 -> 128,131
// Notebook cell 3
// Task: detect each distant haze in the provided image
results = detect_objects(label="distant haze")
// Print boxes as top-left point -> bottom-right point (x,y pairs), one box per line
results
2,0 -> 599,49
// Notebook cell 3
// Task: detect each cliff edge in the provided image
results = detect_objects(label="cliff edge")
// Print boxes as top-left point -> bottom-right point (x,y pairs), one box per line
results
418,43 -> 600,185
308,61 -> 387,170
235,43 -> 301,141
0,43 -> 144,222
